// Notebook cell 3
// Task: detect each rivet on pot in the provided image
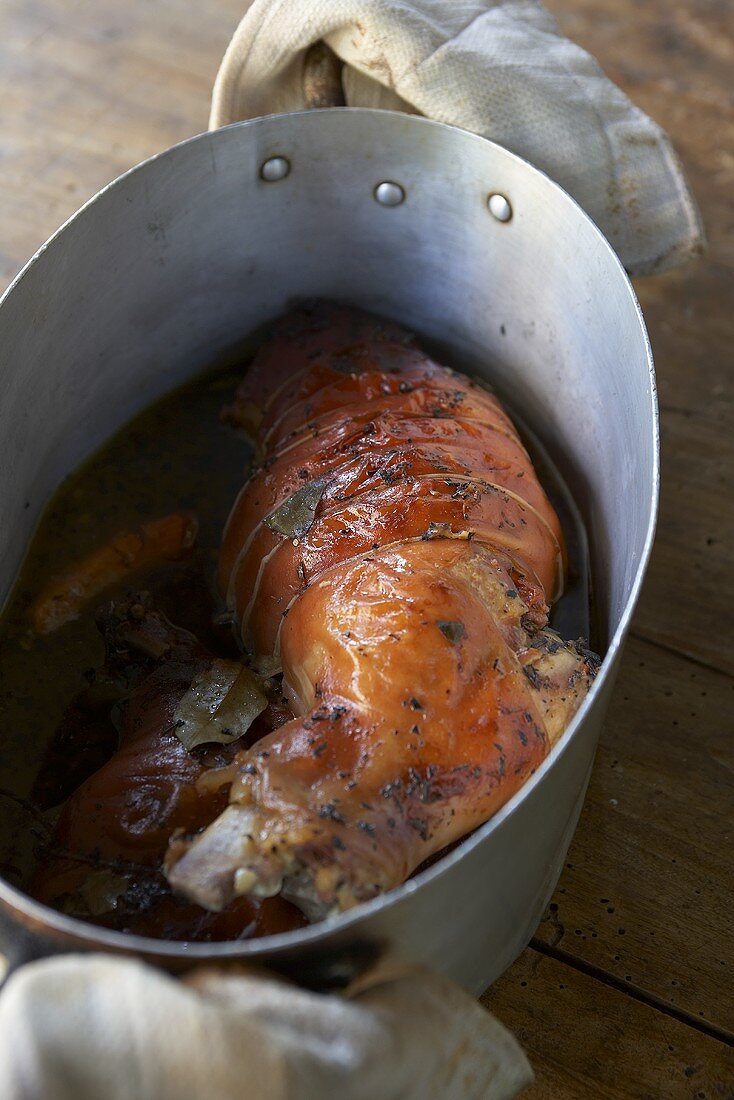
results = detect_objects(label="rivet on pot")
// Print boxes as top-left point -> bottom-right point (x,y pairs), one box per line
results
487,193 -> 512,222
260,156 -> 291,182
374,181 -> 405,207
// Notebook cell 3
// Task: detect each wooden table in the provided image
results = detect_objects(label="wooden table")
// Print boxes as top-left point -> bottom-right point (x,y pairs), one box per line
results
1,1 -> 731,1094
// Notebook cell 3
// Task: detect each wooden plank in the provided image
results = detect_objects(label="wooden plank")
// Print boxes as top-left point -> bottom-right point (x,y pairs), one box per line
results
545,0 -> 734,676
0,0 -> 243,287
482,948 -> 734,1099
534,632 -> 734,1034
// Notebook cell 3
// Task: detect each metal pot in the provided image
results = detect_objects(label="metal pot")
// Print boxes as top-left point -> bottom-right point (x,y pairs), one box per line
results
0,108 -> 658,994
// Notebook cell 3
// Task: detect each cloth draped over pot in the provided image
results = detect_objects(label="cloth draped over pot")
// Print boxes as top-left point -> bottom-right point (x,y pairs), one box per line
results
210,0 -> 704,276
0,955 -> 531,1099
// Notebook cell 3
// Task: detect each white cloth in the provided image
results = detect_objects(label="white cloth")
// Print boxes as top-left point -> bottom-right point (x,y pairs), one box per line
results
0,954 -> 532,1099
210,0 -> 704,275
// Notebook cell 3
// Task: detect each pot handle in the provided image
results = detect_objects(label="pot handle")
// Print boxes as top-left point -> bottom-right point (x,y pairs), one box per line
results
302,43 -> 345,109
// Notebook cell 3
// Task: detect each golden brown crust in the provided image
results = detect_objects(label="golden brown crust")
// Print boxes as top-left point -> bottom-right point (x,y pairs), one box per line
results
167,304 -> 595,918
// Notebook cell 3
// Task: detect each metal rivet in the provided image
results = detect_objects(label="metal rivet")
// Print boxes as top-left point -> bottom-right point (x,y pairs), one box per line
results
260,156 -> 290,182
374,181 -> 405,207
487,193 -> 512,222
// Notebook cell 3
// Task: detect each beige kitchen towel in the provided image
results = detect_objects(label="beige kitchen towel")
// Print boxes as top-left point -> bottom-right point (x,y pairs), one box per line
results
210,0 -> 704,276
0,954 -> 532,1099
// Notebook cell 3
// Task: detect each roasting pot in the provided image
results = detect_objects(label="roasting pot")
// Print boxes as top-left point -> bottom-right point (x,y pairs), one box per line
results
0,109 -> 658,994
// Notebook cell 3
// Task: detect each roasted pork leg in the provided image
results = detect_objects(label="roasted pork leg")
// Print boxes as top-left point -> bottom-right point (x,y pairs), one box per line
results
167,303 -> 597,919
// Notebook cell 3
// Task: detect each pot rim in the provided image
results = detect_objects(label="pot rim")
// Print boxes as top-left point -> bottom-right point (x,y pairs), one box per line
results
0,107 -> 659,959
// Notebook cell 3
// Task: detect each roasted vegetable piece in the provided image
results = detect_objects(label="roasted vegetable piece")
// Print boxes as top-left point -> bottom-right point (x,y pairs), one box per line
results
29,512 -> 198,635
167,302 -> 598,920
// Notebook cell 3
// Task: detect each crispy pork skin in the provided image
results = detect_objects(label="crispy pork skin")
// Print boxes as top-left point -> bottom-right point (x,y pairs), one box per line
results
167,303 -> 597,919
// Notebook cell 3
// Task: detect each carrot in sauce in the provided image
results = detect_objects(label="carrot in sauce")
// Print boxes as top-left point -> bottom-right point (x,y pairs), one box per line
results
29,512 -> 198,635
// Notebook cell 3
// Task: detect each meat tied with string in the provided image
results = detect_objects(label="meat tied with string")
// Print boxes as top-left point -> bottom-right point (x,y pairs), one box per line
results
167,302 -> 597,920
